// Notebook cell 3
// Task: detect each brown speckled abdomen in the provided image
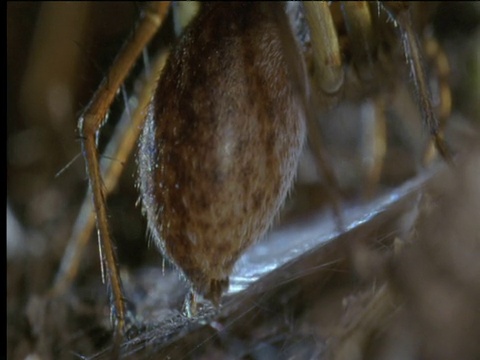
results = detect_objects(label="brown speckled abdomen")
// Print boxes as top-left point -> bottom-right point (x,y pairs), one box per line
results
138,3 -> 307,305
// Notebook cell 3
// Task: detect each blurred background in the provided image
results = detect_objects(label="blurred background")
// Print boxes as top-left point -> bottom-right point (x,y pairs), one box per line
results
7,2 -> 480,359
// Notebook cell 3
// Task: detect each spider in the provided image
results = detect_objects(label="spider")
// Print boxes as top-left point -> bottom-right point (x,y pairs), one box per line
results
51,1 -> 452,336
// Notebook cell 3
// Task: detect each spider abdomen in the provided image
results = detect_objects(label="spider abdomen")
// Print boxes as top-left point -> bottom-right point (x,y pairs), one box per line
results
138,3 -> 307,305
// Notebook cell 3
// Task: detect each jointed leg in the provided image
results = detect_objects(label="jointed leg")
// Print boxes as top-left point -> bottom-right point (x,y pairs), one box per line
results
422,36 -> 452,165
388,4 -> 452,163
74,2 -> 170,334
52,51 -> 169,299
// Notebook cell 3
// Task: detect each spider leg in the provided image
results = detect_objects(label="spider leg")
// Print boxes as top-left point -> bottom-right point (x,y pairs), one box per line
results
59,2 -> 170,334
304,1 -> 344,96
52,51 -> 169,297
422,36 -> 452,165
393,5 -> 453,163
